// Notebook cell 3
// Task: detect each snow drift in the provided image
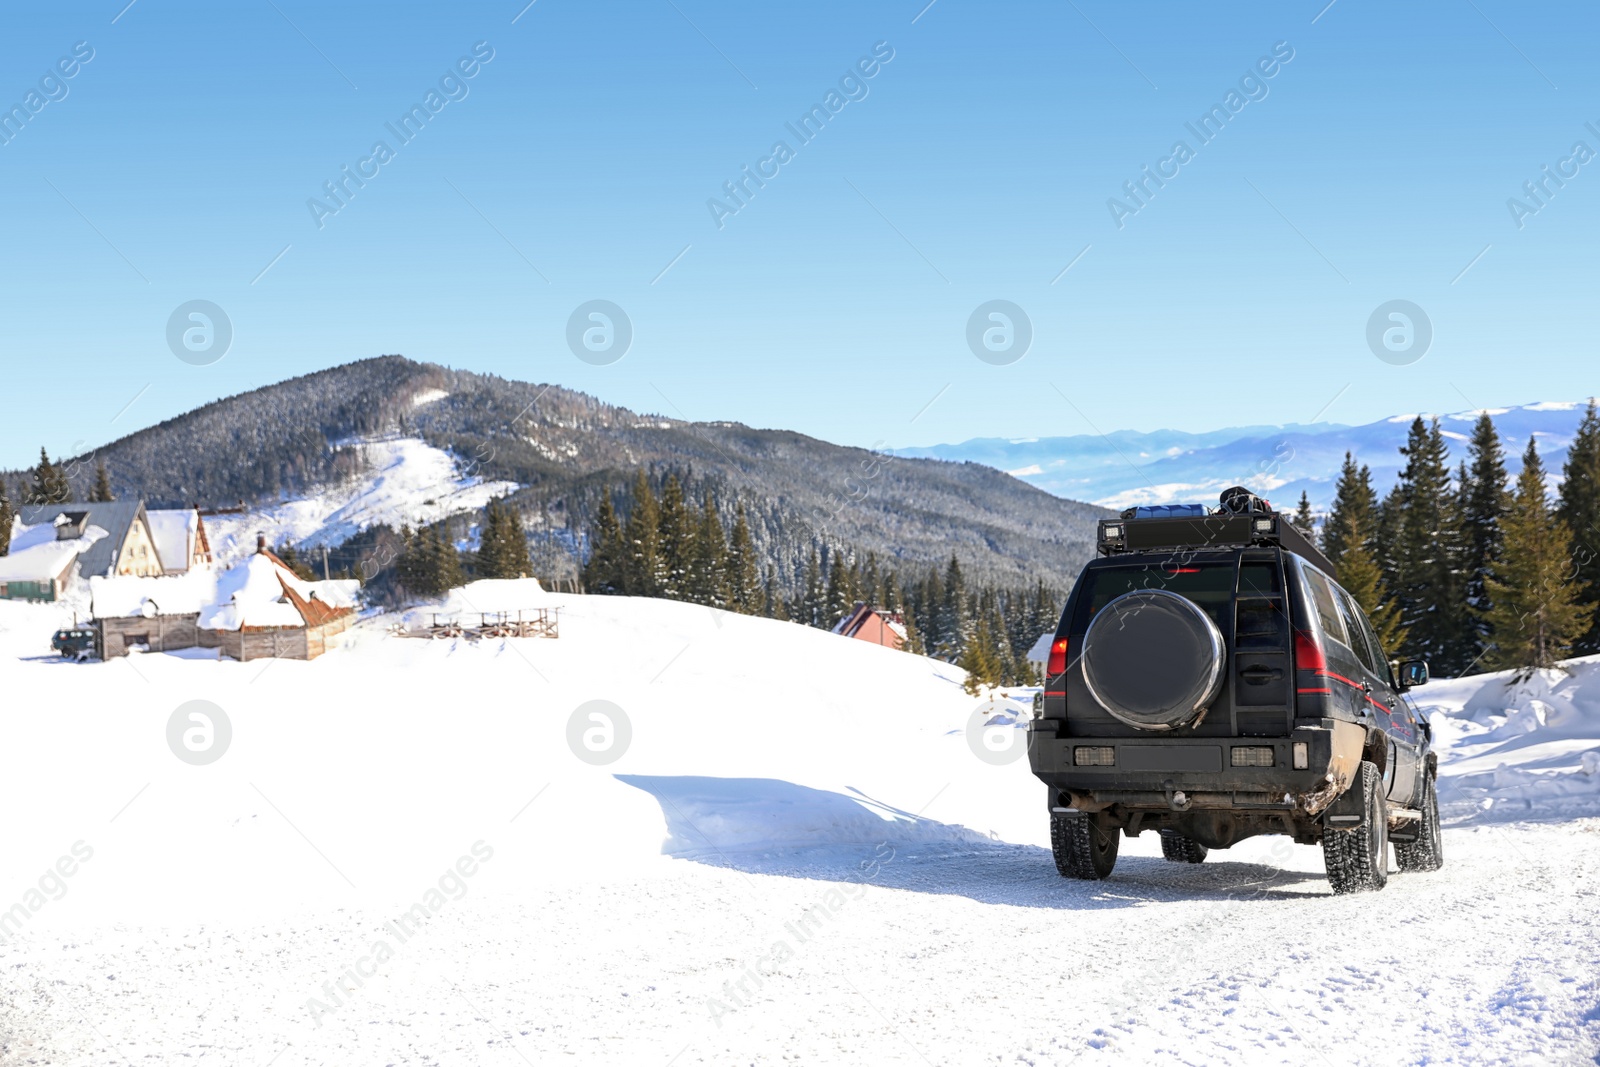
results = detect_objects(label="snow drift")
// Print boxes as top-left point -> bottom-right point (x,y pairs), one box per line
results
1419,655 -> 1600,822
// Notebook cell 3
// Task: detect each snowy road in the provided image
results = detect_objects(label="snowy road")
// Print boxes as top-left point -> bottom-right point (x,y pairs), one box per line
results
5,825 -> 1598,1066
3,590 -> 1599,1065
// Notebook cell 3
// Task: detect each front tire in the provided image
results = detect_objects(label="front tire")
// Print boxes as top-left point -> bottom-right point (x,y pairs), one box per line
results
1052,813 -> 1119,880
1159,830 -> 1208,864
1394,772 -> 1444,872
1322,760 -> 1389,894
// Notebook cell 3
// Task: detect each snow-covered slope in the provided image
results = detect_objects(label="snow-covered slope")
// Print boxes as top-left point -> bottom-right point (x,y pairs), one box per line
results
1419,655 -> 1600,824
1,594 -> 1597,1065
201,436 -> 518,563
906,399 -> 1597,511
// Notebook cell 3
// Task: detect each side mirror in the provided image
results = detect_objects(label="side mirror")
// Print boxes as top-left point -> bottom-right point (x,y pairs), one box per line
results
1399,660 -> 1429,689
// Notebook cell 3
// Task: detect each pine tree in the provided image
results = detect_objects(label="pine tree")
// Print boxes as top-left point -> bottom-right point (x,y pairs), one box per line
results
397,525 -> 464,597
1460,414 -> 1510,660
920,567 -> 945,655
1558,399 -> 1600,654
959,611 -> 999,695
939,555 -> 969,661
0,480 -> 13,557
1322,454 -> 1363,572
27,447 -> 71,505
1485,439 -> 1589,677
90,460 -> 114,502
862,552 -> 883,609
1340,529 -> 1406,657
431,525 -> 464,593
582,496 -> 626,594
899,591 -> 924,656
764,568 -> 789,621
1322,454 -> 1404,652
987,599 -> 1017,685
1003,586 -> 1033,667
501,502 -> 531,578
1391,419 -> 1469,672
50,452 -> 70,502
799,547 -> 824,627
1293,491 -> 1316,543
477,501 -> 507,578
726,503 -> 761,613
478,499 -> 533,580
656,474 -> 692,599
881,571 -> 901,612
1375,482 -> 1405,602
824,550 -> 851,627
688,494 -> 729,607
396,525 -> 429,596
624,471 -> 662,597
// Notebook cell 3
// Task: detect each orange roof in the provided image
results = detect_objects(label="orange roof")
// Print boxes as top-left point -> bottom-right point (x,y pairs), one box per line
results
260,549 -> 354,627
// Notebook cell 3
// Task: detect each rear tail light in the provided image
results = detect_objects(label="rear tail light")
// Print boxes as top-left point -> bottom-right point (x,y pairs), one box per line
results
1073,746 -> 1115,766
1046,636 -> 1069,677
1294,629 -> 1326,673
1231,746 -> 1275,767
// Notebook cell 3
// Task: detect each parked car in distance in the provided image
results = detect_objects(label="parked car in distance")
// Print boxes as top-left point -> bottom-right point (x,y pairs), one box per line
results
50,626 -> 98,662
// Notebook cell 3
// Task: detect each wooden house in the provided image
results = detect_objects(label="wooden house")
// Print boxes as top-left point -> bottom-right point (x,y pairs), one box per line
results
146,507 -> 213,574
831,601 -> 907,651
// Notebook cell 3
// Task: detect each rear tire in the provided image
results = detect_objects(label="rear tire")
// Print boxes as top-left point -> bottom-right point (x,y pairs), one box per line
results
1322,760 -> 1389,894
1052,813 -> 1119,880
1394,773 -> 1444,872
1159,830 -> 1208,864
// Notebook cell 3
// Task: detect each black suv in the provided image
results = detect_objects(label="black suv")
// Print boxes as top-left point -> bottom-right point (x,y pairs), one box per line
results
1028,488 -> 1443,894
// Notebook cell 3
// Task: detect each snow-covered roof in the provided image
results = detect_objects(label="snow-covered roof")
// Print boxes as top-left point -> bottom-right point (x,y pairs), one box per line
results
0,521 -> 107,584
440,578 -> 546,616
90,567 -> 220,618
16,502 -> 147,579
14,502 -> 148,579
146,509 -> 200,573
198,552 -> 359,631
1026,631 -> 1054,665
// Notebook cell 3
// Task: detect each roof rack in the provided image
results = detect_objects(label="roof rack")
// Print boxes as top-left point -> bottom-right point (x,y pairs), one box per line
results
1095,487 -> 1337,576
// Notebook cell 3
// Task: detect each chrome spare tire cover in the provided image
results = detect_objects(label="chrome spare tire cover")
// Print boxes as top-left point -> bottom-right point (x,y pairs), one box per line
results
1080,589 -> 1226,731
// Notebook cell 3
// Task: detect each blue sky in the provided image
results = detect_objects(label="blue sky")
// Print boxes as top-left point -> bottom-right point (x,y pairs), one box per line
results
1,0 -> 1596,470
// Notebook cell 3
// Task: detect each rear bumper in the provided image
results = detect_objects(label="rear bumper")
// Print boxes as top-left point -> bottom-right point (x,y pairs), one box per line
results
1027,719 -> 1365,814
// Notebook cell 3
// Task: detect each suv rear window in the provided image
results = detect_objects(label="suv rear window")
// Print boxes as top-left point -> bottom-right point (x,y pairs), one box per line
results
1072,563 -> 1234,631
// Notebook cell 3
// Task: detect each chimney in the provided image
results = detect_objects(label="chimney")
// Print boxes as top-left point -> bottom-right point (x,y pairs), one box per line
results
256,532 -> 266,554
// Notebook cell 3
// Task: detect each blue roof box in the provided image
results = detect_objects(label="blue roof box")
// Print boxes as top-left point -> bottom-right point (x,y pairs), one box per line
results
1122,504 -> 1214,519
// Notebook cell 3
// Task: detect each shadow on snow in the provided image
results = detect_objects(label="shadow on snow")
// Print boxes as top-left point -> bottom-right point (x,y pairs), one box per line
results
617,773 -> 1329,908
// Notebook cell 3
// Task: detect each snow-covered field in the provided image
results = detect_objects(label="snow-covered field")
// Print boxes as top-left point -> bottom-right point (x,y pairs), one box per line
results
202,437 -> 518,562
1,590 -> 1598,1066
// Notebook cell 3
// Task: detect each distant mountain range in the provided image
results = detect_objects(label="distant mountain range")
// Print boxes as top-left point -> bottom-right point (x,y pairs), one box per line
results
901,401 -> 1597,513
4,357 -> 1111,591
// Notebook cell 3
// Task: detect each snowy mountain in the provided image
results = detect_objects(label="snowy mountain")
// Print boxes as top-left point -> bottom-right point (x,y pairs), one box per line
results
905,400 -> 1596,512
200,437 -> 520,565
8,356 -> 1110,590
1,592 -> 1597,1064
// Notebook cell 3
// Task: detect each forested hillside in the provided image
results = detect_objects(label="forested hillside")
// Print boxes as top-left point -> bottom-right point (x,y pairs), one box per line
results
1,356 -> 1109,592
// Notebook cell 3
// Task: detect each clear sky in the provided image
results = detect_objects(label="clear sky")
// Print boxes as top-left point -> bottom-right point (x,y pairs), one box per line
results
1,0 -> 1595,470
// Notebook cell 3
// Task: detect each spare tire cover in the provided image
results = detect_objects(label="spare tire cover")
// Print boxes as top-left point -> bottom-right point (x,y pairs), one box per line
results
1080,589 -> 1225,731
